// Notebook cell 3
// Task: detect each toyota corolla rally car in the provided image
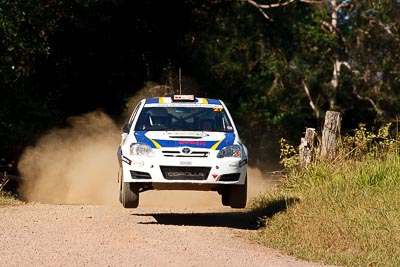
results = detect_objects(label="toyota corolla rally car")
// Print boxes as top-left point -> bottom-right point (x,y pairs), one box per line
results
117,95 -> 248,209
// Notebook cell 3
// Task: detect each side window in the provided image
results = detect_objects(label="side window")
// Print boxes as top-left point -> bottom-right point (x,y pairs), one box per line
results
129,102 -> 143,125
124,101 -> 143,133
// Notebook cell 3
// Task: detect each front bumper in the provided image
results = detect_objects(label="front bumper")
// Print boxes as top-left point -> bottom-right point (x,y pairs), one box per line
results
120,149 -> 247,186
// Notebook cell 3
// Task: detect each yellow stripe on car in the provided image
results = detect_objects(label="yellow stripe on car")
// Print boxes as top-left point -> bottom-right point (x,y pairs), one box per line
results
211,137 -> 225,150
149,138 -> 162,149
201,98 -> 208,104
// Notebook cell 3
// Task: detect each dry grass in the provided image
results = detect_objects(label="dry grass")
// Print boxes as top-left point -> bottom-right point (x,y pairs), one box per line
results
0,192 -> 23,206
249,149 -> 400,266
0,173 -> 22,206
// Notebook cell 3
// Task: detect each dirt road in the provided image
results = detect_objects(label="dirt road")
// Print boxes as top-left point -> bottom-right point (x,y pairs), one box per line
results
2,100 -> 337,266
0,191 -> 333,267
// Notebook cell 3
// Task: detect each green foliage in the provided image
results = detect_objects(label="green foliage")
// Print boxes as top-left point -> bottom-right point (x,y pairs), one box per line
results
0,0 -> 66,158
0,0 -> 62,81
278,138 -> 299,170
344,0 -> 400,118
189,1 -> 320,164
0,0 -> 201,159
342,122 -> 395,159
1,0 -> 400,167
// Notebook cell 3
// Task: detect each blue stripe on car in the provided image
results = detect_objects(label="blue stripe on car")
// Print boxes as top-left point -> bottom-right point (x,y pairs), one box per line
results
145,98 -> 159,104
215,132 -> 235,150
206,99 -> 220,105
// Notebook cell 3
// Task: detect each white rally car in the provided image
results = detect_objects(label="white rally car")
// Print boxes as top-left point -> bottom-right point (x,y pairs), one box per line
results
117,95 -> 248,208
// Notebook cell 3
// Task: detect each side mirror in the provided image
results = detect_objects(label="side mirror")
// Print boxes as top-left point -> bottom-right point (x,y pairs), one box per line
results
123,123 -> 131,133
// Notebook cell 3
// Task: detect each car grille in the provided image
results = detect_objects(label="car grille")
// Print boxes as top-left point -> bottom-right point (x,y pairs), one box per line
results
160,166 -> 211,180
162,150 -> 209,158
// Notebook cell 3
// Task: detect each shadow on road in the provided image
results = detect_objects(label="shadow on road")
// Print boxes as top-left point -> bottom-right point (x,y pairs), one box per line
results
132,197 -> 300,230
134,211 -> 261,230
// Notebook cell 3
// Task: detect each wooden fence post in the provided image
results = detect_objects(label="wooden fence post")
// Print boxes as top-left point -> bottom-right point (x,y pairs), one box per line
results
321,111 -> 341,160
299,128 -> 317,168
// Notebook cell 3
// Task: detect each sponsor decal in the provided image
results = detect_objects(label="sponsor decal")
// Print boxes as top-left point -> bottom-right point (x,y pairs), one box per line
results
178,141 -> 207,146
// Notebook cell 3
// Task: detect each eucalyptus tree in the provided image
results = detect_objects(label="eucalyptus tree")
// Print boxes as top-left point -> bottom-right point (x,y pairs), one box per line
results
244,0 -> 400,124
188,0 -> 399,164
186,1 -> 319,163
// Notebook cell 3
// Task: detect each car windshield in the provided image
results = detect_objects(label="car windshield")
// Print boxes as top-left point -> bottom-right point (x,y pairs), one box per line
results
134,106 -> 234,132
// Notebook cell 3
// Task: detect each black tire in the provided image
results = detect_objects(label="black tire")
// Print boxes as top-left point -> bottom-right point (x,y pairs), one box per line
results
119,181 -> 122,203
221,191 -> 230,206
121,182 -> 139,208
229,175 -> 247,209
118,168 -> 123,203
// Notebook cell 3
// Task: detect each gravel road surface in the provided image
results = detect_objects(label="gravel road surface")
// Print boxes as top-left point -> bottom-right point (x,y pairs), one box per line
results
0,191 -> 335,267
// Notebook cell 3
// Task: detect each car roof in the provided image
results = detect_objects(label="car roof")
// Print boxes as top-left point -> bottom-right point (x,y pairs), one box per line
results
144,96 -> 222,106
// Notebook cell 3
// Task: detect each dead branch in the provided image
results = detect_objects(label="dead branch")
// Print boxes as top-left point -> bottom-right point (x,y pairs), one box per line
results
244,0 -> 324,21
302,80 -> 320,119
352,85 -> 383,115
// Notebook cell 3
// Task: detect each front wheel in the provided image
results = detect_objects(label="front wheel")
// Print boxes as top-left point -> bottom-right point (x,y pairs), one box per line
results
229,175 -> 247,209
221,191 -> 230,206
118,168 -> 123,203
121,182 -> 139,208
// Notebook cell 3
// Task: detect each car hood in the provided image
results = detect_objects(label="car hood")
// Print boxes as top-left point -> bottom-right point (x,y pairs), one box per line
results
134,131 -> 235,150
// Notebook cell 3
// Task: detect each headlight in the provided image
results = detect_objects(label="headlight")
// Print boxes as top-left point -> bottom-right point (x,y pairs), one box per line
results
217,145 -> 241,158
130,143 -> 155,157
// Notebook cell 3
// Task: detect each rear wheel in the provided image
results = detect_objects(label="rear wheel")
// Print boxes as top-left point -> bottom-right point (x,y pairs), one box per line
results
229,175 -> 247,209
121,182 -> 139,208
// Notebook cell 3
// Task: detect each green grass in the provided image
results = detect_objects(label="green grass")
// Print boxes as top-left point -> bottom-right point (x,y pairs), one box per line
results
249,152 -> 400,267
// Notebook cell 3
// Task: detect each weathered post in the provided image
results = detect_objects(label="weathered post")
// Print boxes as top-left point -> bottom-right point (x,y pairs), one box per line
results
321,111 -> 341,160
299,128 -> 317,168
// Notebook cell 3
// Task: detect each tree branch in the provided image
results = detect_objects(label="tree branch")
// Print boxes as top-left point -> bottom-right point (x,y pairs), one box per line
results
244,0 -> 324,21
245,0 -> 295,10
321,20 -> 334,33
302,80 -> 320,119
245,0 -> 272,20
352,85 -> 383,115
335,2 -> 351,12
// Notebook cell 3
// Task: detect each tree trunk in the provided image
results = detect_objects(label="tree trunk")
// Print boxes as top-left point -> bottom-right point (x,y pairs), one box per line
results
321,111 -> 341,159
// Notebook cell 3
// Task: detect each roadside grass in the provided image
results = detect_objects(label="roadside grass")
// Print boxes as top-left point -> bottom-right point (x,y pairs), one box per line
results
249,147 -> 400,266
0,175 -> 22,206
0,192 -> 22,206
1,170 -> 22,206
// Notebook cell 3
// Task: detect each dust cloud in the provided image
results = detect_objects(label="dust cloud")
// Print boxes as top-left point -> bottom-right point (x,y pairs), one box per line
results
17,83 -> 282,207
18,110 -> 121,205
